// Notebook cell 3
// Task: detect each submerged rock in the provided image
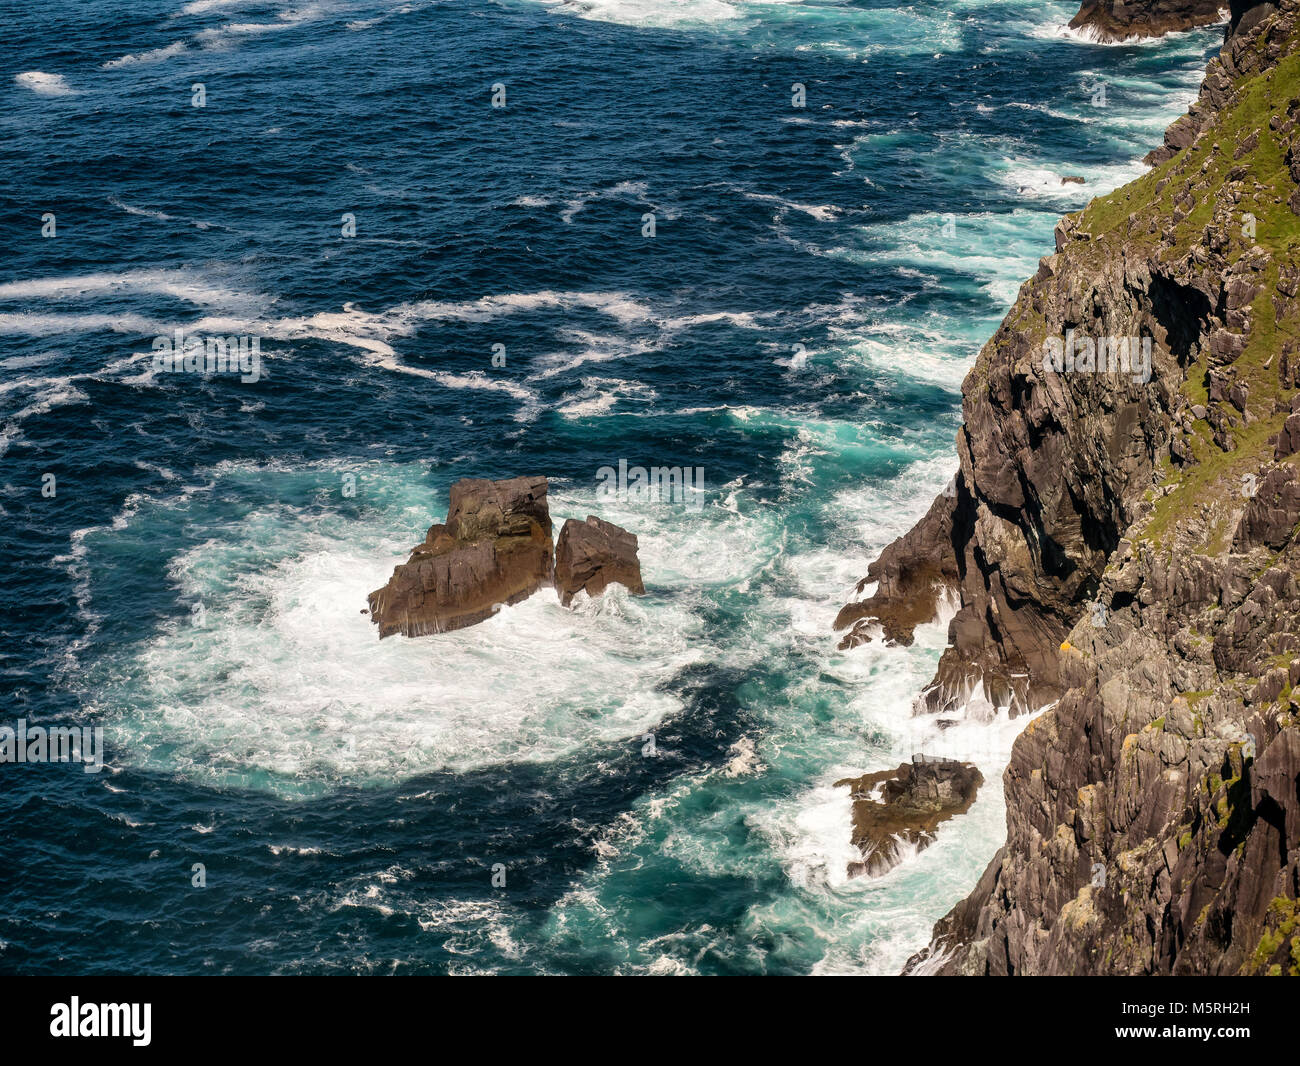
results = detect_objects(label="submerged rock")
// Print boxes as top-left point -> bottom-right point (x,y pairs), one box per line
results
367,476 -> 554,637
554,515 -> 646,607
836,757 -> 983,879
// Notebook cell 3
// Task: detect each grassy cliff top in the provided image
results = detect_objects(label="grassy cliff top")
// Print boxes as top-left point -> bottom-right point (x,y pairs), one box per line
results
1074,32 -> 1300,550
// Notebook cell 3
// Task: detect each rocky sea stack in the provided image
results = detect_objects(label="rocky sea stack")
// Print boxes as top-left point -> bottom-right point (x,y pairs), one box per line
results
843,0 -> 1300,974
367,477 -> 644,637
837,757 -> 984,878
554,515 -> 646,607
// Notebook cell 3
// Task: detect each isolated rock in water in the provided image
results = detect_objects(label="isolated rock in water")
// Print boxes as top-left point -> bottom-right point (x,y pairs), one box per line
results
1060,175 -> 1086,185
1068,0 -> 1225,42
554,515 -> 646,607
367,476 -> 554,637
835,757 -> 983,879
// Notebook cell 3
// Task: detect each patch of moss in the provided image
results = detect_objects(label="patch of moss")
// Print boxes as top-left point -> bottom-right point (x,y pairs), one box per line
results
1244,897 -> 1300,975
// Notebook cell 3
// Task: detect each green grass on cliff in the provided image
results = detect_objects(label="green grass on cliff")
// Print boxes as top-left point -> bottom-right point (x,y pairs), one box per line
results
1244,895 -> 1300,975
1069,48 -> 1300,551
1084,52 -> 1300,260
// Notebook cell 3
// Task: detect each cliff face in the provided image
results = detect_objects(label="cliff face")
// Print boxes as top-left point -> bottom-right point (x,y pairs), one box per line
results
839,0 -> 1300,974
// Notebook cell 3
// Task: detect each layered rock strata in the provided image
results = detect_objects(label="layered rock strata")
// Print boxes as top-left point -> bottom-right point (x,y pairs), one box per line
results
368,478 -> 647,636
837,757 -> 984,878
1069,0 -> 1228,43
839,1 -> 1300,973
554,515 -> 646,607
368,476 -> 556,637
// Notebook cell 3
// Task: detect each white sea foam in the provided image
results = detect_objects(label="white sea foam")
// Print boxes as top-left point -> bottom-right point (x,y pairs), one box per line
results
837,206 -> 1058,309
834,316 -> 976,391
1032,11 -> 1227,45
0,278 -> 658,407
180,0 -> 259,13
730,188 -> 842,222
194,5 -> 327,48
0,312 -> 175,338
15,72 -> 76,96
80,461 -> 760,797
530,331 -> 655,380
551,179 -> 679,224
107,196 -> 220,231
544,0 -> 748,30
268,843 -> 327,856
102,42 -> 189,69
778,781 -> 865,890
0,273 -> 785,427
999,161 -> 1129,202
555,376 -> 657,418
0,377 -> 91,459
88,0 -> 336,72
540,0 -> 974,58
0,269 -> 261,310
722,736 -> 765,777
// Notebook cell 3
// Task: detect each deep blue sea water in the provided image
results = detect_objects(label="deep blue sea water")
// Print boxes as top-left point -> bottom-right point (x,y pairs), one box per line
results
1,0 -> 1218,974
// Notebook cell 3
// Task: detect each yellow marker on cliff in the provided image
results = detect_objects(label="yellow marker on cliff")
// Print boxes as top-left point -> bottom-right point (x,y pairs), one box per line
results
1060,640 -> 1073,652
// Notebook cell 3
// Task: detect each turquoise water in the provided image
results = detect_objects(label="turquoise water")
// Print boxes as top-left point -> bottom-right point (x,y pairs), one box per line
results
0,0 -> 1219,973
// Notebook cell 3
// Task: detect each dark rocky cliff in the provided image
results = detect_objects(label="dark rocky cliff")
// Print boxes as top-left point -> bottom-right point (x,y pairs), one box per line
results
839,0 -> 1300,974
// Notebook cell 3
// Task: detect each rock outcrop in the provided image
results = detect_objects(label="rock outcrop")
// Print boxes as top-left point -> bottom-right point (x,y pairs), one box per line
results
368,478 -> 647,636
554,515 -> 645,607
1069,0 -> 1226,42
367,476 -> 555,637
837,757 -> 984,878
840,0 -> 1300,974
1146,1 -> 1284,165
834,491 -> 959,651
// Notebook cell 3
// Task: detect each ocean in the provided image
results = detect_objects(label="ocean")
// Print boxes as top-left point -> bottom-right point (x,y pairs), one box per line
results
0,0 -> 1218,974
